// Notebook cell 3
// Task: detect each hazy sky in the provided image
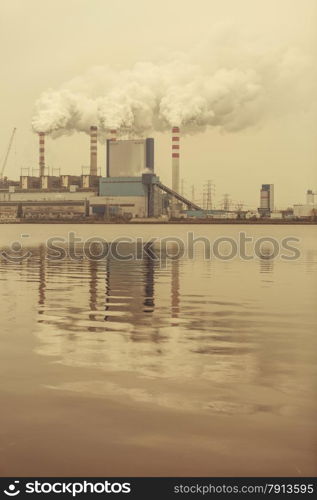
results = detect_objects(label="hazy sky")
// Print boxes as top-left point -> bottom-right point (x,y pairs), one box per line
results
1,0 -> 316,209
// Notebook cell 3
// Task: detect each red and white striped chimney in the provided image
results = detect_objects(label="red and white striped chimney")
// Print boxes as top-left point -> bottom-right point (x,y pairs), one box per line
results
39,132 -> 45,177
110,129 -> 117,142
90,126 -> 98,176
172,126 -> 180,193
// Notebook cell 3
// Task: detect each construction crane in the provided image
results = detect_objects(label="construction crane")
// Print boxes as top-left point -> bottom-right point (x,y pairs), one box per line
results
1,127 -> 16,180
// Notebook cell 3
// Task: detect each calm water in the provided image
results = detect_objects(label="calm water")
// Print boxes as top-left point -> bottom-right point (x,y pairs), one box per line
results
0,224 -> 316,476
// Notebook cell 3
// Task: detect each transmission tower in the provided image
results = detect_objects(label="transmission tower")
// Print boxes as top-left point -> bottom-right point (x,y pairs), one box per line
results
191,185 -> 195,203
203,180 -> 216,210
222,193 -> 231,211
181,178 -> 185,197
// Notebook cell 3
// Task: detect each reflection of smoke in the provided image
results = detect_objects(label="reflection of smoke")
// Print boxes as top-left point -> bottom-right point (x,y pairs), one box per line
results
32,33 -> 315,137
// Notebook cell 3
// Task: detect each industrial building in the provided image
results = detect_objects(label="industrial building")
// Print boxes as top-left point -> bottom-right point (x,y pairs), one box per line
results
293,189 -> 317,219
3,124 -> 313,222
0,125 -> 200,221
106,137 -> 154,177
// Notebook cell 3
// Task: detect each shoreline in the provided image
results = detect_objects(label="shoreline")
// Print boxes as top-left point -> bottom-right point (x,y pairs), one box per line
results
0,219 -> 316,225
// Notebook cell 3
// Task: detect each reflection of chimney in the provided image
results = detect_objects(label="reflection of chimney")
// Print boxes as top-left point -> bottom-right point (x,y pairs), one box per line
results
88,259 -> 98,324
143,252 -> 155,311
90,126 -> 98,176
171,258 -> 180,324
39,132 -> 45,177
172,126 -> 180,194
110,129 -> 117,142
38,244 -> 46,307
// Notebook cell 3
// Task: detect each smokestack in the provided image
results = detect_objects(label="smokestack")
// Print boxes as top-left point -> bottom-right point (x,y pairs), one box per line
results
172,127 -> 180,193
106,129 -> 117,177
90,126 -> 98,176
39,132 -> 45,177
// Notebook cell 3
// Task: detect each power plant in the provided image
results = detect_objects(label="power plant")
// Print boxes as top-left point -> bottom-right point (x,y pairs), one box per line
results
0,127 -> 201,221
0,127 -> 316,222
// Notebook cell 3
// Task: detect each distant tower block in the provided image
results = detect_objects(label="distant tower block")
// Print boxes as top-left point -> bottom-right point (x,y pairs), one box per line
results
90,126 -> 98,176
110,129 -> 117,142
260,184 -> 274,214
306,190 -> 315,205
39,132 -> 45,177
172,126 -> 180,194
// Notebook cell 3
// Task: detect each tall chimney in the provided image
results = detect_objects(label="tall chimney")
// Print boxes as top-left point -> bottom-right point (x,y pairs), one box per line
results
90,126 -> 98,176
172,126 -> 180,193
110,129 -> 117,142
39,132 -> 45,177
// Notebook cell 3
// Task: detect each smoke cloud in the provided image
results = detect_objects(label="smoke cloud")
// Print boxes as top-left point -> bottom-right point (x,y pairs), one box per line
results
32,34 -> 315,138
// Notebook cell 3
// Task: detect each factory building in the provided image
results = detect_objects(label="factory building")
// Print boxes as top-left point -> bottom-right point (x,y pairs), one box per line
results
0,200 -> 87,220
306,189 -> 315,205
0,127 -> 100,220
96,133 -> 199,219
293,189 -> 317,218
21,200 -> 88,219
259,184 -> 274,216
97,175 -> 162,218
98,137 -> 164,218
0,126 -> 200,221
293,204 -> 317,218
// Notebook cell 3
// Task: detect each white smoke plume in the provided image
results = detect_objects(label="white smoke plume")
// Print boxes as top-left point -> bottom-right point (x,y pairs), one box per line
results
32,34 -> 315,138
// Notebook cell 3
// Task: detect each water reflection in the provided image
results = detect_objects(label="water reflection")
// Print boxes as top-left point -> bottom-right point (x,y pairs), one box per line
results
143,253 -> 155,312
0,230 -> 316,476
0,239 -> 316,415
38,244 -> 46,307
171,258 -> 180,324
258,245 -> 274,285
0,243 -> 303,420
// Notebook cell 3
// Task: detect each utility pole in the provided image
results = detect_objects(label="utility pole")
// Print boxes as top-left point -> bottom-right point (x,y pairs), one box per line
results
235,201 -> 245,219
181,178 -> 185,197
191,185 -> 195,203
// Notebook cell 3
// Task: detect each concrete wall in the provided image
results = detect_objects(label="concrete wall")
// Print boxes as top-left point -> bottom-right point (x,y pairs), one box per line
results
60,175 -> 81,188
107,140 -> 154,177
0,191 -> 96,202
